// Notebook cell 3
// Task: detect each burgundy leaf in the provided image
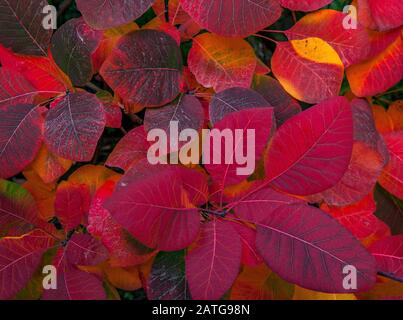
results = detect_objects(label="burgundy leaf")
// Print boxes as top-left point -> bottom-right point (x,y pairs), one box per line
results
51,18 -> 103,86
106,126 -> 149,171
242,192 -> 377,292
209,87 -> 271,125
100,30 -> 182,109
44,92 -> 106,162
185,219 -> 241,300
144,94 -> 204,152
76,0 -> 155,30
147,250 -> 190,300
66,234 -> 108,266
180,0 -> 282,37
0,0 -> 52,56
0,230 -> 54,299
0,104 -> 43,178
252,74 -> 301,126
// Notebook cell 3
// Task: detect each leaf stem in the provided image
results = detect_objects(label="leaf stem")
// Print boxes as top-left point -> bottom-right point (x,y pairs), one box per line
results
261,29 -> 286,34
252,33 -> 279,45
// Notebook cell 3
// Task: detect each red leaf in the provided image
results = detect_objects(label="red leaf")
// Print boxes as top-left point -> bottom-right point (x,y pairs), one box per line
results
180,0 -> 282,37
321,194 -> 391,246
232,185 -> 305,223
65,234 -> 108,266
234,187 -> 377,292
0,104 -> 43,178
204,108 -> 274,189
100,30 -> 182,109
285,9 -> 371,67
265,96 -> 353,196
51,18 -> 103,86
42,248 -> 106,300
54,182 -> 91,231
106,126 -> 149,171
88,180 -> 155,267
308,99 -> 388,206
0,230 -> 54,299
379,131 -> 403,199
278,0 -> 332,12
230,222 -> 262,267
0,180 -> 45,236
0,68 -> 36,107
370,235 -> 403,280
346,32 -> 403,97
367,0 -> 403,31
209,87 -> 271,125
177,166 -> 209,207
76,0 -> 155,30
0,0 -> 52,56
104,161 -> 200,251
44,92 -> 106,162
0,46 -> 71,94
185,219 -> 241,300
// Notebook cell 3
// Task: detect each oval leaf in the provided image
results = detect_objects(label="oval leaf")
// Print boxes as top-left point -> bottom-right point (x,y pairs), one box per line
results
272,37 -> 344,104
265,96 -> 353,196
285,10 -> 371,67
180,0 -> 282,37
247,193 -> 377,292
100,30 -> 183,109
44,92 -> 106,162
188,33 -> 257,92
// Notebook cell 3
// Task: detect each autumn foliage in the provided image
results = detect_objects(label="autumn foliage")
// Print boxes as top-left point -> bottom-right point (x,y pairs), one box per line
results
0,0 -> 402,300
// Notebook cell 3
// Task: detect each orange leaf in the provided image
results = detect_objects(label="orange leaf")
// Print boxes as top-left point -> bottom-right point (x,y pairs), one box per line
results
346,31 -> 403,97
188,33 -> 257,92
272,38 -> 344,103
